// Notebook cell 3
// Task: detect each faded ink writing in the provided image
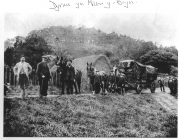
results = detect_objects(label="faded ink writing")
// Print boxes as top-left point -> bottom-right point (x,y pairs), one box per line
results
49,0 -> 136,11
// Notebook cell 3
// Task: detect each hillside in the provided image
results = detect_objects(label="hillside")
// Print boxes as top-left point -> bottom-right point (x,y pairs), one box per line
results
27,26 -> 158,61
4,25 -> 178,69
4,92 -> 177,137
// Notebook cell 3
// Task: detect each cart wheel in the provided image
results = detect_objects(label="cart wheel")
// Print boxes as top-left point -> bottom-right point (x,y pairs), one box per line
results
136,84 -> 142,94
150,82 -> 156,93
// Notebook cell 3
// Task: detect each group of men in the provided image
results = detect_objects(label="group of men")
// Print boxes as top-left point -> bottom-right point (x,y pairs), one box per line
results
5,55 -> 177,98
13,55 -> 50,98
12,55 -> 77,98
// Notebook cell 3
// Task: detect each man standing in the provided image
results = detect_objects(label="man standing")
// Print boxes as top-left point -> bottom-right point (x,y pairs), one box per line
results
158,77 -> 165,92
66,60 -> 77,94
57,57 -> 67,95
94,71 -> 101,94
13,56 -> 32,98
36,55 -> 51,98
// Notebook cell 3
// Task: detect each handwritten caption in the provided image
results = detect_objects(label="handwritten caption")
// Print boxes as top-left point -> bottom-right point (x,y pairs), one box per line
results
49,0 -> 137,11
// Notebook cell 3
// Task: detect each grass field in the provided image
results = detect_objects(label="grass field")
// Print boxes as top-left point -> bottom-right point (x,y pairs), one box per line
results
4,91 -> 177,137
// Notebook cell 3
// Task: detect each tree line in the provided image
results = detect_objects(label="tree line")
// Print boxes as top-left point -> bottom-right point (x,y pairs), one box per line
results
4,26 -> 178,76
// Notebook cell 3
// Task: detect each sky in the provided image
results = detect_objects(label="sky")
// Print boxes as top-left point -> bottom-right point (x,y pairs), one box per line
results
3,0 -> 179,48
4,12 -> 178,47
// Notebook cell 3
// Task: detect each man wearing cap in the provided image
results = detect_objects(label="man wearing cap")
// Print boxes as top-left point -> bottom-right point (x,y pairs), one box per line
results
36,55 -> 51,97
66,59 -> 77,94
13,56 -> 32,98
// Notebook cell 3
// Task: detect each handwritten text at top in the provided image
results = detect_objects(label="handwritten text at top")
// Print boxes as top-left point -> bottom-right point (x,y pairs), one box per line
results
49,0 -> 136,11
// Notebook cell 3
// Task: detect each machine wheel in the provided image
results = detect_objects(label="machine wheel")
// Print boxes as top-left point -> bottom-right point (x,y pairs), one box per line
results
150,82 -> 156,93
136,84 -> 142,94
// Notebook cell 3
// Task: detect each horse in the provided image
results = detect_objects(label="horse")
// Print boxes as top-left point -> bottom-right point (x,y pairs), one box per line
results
98,71 -> 108,95
54,56 -> 82,94
47,55 -> 60,86
113,65 -> 126,95
107,71 -> 116,93
87,62 -> 95,94
75,69 -> 82,93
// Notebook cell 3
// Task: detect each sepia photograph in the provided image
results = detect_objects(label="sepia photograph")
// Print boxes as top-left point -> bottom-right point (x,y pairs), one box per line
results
3,0 -> 178,137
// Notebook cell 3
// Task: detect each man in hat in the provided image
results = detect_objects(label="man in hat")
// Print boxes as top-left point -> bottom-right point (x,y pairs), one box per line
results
36,55 -> 51,98
13,55 -> 32,98
66,59 -> 77,94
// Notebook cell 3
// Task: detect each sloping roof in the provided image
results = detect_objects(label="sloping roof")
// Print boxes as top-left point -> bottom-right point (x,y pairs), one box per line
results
72,54 -> 111,71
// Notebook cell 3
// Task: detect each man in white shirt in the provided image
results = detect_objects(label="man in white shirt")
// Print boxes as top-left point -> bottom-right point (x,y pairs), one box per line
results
13,56 -> 32,98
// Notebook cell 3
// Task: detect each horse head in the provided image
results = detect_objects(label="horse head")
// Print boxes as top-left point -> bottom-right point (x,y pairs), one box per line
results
56,56 -> 67,74
87,62 -> 94,77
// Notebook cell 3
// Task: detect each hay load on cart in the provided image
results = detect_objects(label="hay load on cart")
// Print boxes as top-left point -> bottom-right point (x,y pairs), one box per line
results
118,60 -> 158,94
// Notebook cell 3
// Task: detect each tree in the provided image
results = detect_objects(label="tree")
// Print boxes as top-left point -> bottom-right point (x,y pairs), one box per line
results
14,34 -> 52,68
170,66 -> 178,77
4,47 -> 15,67
162,46 -> 178,57
140,50 -> 178,73
131,41 -> 157,62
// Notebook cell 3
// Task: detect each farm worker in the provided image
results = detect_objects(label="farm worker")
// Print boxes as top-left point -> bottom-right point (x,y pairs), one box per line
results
94,71 -> 101,94
13,55 -> 32,98
66,59 -> 77,94
158,78 -> 165,92
36,55 -> 51,98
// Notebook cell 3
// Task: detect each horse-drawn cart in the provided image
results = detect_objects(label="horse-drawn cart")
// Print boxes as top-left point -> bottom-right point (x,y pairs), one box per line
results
118,60 -> 158,94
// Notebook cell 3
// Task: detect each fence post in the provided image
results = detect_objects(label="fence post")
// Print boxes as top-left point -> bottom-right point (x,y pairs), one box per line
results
7,67 -> 9,83
14,74 -> 17,87
11,67 -> 14,85
4,66 -> 6,84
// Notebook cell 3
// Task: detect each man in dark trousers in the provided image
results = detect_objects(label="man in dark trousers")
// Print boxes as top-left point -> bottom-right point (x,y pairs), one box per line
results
158,77 -> 165,92
94,71 -> 101,94
66,60 -> 77,94
36,55 -> 51,98
57,57 -> 67,95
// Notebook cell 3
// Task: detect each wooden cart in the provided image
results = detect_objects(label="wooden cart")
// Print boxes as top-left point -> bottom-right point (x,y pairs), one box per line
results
118,60 -> 158,94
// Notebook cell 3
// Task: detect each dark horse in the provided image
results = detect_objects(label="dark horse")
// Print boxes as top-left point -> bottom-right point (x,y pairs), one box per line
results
75,69 -> 82,93
113,66 -> 126,95
55,56 -> 82,94
87,62 -> 95,94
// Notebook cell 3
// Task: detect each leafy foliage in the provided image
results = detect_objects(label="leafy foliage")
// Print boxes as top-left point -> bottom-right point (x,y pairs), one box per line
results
21,34 -> 52,68
4,26 -> 178,71
140,50 -> 178,73
4,47 -> 15,67
4,34 -> 52,69
170,66 -> 178,77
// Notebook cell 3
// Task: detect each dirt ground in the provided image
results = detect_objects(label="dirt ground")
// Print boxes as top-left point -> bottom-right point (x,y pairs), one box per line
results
148,88 -> 177,115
